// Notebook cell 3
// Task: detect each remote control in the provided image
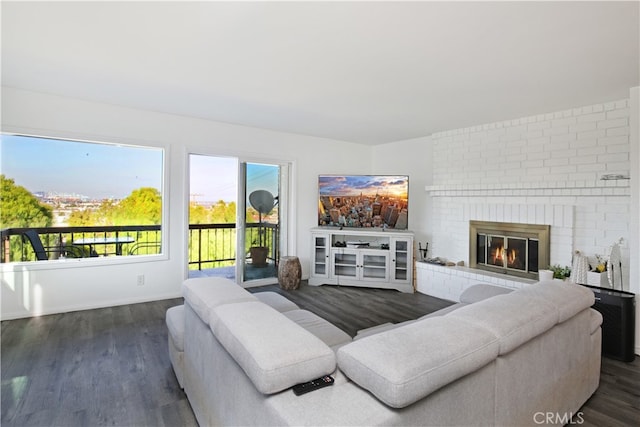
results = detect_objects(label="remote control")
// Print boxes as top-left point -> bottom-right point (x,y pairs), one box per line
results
292,375 -> 334,396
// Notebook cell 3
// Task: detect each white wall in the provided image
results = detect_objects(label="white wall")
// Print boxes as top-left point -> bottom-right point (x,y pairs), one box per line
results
0,87 -> 372,319
372,136 -> 433,256
629,86 -> 639,354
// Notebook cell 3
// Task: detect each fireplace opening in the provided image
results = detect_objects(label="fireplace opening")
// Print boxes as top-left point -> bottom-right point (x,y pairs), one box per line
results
470,221 -> 549,280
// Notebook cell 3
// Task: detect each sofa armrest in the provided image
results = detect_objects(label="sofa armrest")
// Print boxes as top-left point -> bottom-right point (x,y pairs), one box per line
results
589,308 -> 603,335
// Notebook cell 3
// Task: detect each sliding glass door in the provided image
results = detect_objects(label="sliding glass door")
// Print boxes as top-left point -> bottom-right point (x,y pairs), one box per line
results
237,161 -> 284,285
188,154 -> 288,287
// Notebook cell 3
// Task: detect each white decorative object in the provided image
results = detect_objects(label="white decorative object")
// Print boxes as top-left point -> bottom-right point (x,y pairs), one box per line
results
586,271 -> 608,287
570,251 -> 589,284
607,242 -> 623,290
538,270 -> 554,281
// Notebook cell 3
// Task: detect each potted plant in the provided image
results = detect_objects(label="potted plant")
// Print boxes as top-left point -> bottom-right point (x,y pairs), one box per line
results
249,241 -> 269,267
548,264 -> 571,281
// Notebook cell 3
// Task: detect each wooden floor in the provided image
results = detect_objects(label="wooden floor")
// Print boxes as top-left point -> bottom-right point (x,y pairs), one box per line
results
1,282 -> 638,426
1,297 -> 196,427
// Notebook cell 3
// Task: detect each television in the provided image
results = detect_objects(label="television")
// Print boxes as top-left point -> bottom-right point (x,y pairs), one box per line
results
318,175 -> 409,229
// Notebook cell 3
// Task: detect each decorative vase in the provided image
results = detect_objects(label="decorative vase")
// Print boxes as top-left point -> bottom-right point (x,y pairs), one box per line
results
587,271 -> 609,287
538,270 -> 554,281
570,252 -> 589,284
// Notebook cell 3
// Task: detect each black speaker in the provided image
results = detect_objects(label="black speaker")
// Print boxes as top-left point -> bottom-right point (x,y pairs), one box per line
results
582,285 -> 636,362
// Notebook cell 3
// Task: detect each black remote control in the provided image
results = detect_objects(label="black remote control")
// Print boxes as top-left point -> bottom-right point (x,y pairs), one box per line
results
292,375 -> 334,395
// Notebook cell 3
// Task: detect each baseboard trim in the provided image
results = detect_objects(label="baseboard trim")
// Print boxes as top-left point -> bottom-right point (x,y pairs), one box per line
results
1,291 -> 183,320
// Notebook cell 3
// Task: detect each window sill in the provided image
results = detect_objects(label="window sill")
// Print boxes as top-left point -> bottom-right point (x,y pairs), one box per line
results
0,253 -> 168,272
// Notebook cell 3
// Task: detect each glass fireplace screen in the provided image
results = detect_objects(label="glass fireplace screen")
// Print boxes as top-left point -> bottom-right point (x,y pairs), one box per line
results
476,233 -> 539,273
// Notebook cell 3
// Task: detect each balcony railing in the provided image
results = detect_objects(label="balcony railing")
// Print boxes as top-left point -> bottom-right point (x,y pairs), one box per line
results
1,223 -> 278,269
187,223 -> 278,270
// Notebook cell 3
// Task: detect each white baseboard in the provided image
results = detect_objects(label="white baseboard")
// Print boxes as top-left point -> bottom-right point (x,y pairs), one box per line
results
1,291 -> 183,320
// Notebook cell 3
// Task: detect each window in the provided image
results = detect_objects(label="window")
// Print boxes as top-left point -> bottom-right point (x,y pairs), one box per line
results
0,134 -> 164,263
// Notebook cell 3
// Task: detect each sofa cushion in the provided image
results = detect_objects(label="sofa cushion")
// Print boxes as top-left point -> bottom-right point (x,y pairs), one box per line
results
459,284 -> 513,304
447,292 -> 557,355
517,281 -> 595,323
210,301 -> 336,395
283,309 -> 352,349
182,277 -> 257,325
337,316 -> 499,408
166,305 -> 185,352
254,291 -> 300,313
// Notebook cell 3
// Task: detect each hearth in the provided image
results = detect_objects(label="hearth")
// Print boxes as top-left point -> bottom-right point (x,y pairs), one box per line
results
469,220 -> 550,280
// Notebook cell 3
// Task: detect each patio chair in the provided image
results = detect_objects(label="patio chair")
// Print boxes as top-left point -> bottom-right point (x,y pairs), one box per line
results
21,230 -> 86,260
128,242 -> 161,256
22,230 -> 49,261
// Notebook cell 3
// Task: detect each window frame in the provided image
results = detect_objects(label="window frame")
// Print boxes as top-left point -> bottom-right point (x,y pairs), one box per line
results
0,131 -> 169,269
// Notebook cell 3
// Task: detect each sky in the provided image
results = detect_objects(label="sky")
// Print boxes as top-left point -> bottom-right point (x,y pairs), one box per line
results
0,134 -> 279,203
189,154 -> 280,204
189,154 -> 237,202
1,134 -> 163,199
319,175 -> 408,198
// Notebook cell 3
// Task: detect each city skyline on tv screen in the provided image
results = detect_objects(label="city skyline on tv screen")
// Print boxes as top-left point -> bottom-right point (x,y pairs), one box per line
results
318,175 -> 409,229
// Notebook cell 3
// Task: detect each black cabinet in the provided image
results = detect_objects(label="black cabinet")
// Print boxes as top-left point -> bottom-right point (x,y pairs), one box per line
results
581,285 -> 636,362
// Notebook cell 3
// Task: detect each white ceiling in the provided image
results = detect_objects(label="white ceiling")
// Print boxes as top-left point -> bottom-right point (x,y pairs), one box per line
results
2,1 -> 639,145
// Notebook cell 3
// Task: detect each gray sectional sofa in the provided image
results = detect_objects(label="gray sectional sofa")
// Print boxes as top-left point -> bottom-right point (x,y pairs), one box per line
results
166,277 -> 602,426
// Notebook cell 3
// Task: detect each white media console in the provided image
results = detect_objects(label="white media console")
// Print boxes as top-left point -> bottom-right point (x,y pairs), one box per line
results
309,227 -> 414,293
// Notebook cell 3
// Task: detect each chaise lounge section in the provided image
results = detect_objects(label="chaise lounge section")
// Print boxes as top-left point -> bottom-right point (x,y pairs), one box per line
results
167,277 -> 602,426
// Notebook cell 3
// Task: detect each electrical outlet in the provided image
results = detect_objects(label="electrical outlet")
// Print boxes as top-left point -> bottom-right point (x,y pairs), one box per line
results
137,274 -> 145,286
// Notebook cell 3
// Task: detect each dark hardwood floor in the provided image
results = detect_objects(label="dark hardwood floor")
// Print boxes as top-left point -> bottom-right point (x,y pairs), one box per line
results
1,281 -> 638,426
247,282 -> 454,337
1,297 -> 197,427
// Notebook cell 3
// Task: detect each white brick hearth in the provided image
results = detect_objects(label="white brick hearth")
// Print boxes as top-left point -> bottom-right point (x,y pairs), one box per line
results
420,99 -> 631,302
416,262 -> 537,303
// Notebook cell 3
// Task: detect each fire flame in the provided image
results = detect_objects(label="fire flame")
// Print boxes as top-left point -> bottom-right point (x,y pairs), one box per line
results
492,245 -> 519,267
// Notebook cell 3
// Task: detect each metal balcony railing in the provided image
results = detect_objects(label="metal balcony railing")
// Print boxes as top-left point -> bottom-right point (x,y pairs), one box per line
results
1,223 -> 278,270
1,225 -> 162,262
187,223 -> 279,271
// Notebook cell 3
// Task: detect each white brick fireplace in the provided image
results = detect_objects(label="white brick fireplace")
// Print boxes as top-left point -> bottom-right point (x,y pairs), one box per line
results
417,99 -> 631,302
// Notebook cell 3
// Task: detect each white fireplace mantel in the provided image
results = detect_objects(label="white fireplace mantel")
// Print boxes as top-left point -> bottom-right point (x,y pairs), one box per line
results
426,180 -> 630,198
